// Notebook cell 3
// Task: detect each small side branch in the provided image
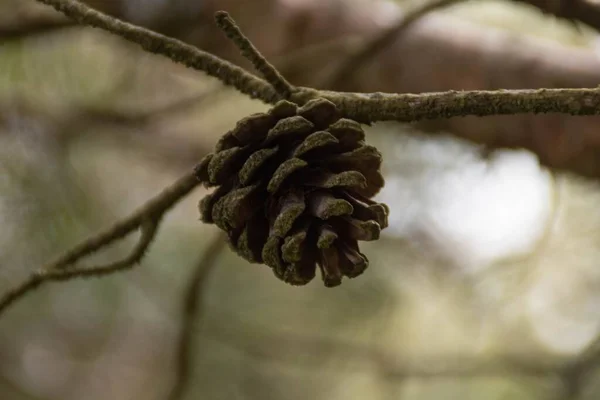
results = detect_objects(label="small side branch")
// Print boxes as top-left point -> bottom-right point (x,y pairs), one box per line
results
0,219 -> 160,315
168,233 -> 227,400
0,172 -> 201,315
325,0 -> 464,88
32,1 -> 600,124
215,11 -> 295,99
47,218 -> 160,280
34,0 -> 280,103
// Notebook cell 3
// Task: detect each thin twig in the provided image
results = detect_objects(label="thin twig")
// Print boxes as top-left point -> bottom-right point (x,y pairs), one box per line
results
46,218 -> 160,279
0,218 -> 160,313
51,172 -> 198,268
168,233 -> 227,400
206,324 -> 563,379
215,11 -> 295,99
34,0 -> 281,104
553,331 -> 600,399
325,0 -> 464,89
80,89 -> 220,126
558,366 -> 584,400
0,172 -> 201,315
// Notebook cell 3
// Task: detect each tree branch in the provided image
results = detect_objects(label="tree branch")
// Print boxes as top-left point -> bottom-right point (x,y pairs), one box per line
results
32,1 -> 600,127
0,171 -> 200,315
324,0 -> 465,89
214,11 -> 295,98
317,87 -> 600,124
207,324 -> 563,379
168,233 -> 227,400
34,0 -> 281,104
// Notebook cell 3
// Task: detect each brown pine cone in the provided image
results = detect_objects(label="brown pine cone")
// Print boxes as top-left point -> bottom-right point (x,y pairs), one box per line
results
194,98 -> 388,287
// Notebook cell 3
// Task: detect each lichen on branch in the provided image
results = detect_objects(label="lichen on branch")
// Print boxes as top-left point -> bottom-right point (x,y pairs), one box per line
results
32,0 -> 600,125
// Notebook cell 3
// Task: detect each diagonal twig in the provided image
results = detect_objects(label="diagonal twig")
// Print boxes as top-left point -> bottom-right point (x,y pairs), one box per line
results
206,323 -> 564,379
34,0 -> 281,104
0,171 -> 201,315
0,218 -> 160,315
325,0 -> 465,89
215,11 -> 295,99
168,232 -> 227,400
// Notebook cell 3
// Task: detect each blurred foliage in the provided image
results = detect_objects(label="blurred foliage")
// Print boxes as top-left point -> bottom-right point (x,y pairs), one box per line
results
398,0 -> 597,46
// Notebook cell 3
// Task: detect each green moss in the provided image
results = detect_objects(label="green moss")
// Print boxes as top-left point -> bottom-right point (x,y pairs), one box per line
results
267,158 -> 308,193
309,192 -> 353,220
239,146 -> 279,185
293,131 -> 339,157
326,118 -> 365,147
265,116 -> 314,144
272,201 -> 305,238
345,218 -> 381,241
261,235 -> 285,274
281,230 -> 307,264
297,98 -> 340,128
317,171 -> 367,190
208,146 -> 245,185
317,225 -> 338,249
211,183 -> 261,231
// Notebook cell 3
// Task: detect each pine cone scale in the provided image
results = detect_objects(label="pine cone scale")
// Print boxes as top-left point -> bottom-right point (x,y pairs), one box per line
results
238,146 -> 279,185
271,189 -> 305,237
292,131 -> 339,158
267,158 -> 308,193
307,191 -> 353,220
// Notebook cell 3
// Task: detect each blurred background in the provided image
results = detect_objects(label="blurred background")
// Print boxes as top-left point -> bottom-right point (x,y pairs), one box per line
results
2,0 -> 600,399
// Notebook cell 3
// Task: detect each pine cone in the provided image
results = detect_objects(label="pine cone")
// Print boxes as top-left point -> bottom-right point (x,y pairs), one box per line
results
194,98 -> 388,287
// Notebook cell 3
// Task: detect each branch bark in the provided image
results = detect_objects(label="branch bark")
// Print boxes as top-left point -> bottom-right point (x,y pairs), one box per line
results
0,172 -> 200,315
168,233 -> 226,400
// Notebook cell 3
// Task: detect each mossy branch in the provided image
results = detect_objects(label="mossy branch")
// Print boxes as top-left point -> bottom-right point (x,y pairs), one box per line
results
32,1 -> 600,123
34,0 -> 281,103
214,11 -> 295,99
0,172 -> 199,315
